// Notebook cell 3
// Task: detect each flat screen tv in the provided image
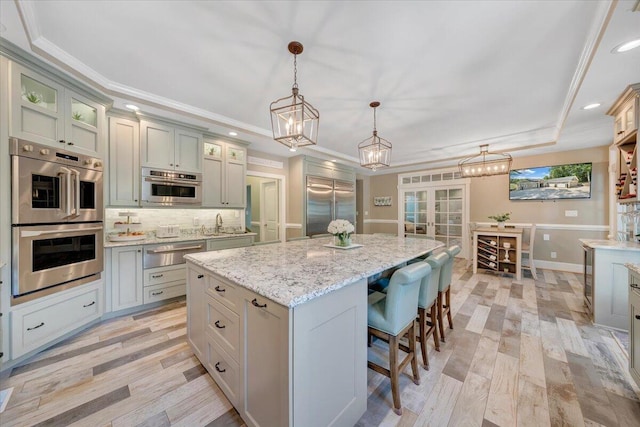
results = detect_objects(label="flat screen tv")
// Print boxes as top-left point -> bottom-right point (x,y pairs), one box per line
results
509,162 -> 592,200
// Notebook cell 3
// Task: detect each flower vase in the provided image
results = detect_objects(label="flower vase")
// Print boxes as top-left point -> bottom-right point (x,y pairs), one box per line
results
497,222 -> 505,229
335,234 -> 351,247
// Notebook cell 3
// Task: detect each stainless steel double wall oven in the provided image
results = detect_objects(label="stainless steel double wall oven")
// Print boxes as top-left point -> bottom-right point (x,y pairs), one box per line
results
11,138 -> 104,303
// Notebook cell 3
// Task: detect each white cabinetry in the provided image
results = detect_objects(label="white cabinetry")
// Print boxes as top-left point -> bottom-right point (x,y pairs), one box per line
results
207,235 -> 254,251
143,264 -> 187,304
629,269 -> 640,386
9,61 -> 105,156
10,279 -> 103,358
140,120 -> 202,173
203,138 -> 247,208
592,248 -> 639,330
187,262 -> 367,427
109,246 -> 143,312
108,116 -> 140,206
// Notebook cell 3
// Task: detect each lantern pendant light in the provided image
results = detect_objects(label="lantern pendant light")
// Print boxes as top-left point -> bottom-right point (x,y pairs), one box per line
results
458,144 -> 513,177
270,41 -> 320,152
358,101 -> 392,171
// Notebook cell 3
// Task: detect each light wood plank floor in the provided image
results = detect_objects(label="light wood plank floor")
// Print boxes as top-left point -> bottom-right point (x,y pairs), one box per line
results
1,260 -> 639,426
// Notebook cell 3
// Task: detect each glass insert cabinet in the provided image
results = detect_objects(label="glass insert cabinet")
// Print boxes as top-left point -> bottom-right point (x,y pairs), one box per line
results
400,185 -> 465,249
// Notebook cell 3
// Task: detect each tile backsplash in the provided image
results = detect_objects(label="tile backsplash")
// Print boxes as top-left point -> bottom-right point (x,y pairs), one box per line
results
105,208 -> 244,234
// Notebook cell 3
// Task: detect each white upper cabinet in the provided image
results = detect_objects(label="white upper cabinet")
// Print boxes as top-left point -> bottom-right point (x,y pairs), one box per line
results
202,139 -> 247,208
108,116 -> 140,206
140,120 -> 202,173
9,61 -> 105,156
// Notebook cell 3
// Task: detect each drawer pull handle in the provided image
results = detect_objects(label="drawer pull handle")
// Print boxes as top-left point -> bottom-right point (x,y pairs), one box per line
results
152,274 -> 164,278
215,286 -> 225,293
636,315 -> 640,320
215,362 -> 226,373
197,274 -> 204,279
27,322 -> 45,331
152,291 -> 164,296
215,320 -> 225,329
252,298 -> 267,308
83,301 -> 95,308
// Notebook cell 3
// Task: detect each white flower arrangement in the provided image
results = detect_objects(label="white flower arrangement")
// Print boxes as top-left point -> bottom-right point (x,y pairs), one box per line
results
327,219 -> 355,237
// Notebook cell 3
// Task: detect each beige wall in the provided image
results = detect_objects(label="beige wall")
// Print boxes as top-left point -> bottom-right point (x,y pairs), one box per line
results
367,146 -> 610,267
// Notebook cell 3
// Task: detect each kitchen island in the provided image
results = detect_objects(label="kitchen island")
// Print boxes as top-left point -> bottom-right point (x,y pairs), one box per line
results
185,235 -> 443,427
580,239 -> 640,330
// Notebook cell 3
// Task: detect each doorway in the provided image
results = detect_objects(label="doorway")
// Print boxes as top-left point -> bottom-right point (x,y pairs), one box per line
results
246,172 -> 286,243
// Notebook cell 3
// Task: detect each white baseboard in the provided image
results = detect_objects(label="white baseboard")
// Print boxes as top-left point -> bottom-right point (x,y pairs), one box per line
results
533,260 -> 582,273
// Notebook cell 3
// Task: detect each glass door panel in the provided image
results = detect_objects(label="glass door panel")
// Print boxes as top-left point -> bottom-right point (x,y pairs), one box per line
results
71,98 -> 98,127
21,74 -> 58,112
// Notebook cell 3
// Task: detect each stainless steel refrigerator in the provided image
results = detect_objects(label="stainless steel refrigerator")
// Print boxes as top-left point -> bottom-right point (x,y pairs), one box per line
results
306,176 -> 356,236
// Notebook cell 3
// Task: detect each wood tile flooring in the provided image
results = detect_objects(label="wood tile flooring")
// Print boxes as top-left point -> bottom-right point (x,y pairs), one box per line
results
1,261 -> 639,426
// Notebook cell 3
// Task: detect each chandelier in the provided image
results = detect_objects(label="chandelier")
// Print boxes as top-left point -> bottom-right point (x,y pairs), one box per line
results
270,41 -> 319,152
458,144 -> 512,177
358,101 -> 392,171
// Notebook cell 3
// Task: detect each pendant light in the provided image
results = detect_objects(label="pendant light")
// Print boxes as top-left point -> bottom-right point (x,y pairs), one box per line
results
458,144 -> 512,177
270,41 -> 319,152
358,101 -> 392,171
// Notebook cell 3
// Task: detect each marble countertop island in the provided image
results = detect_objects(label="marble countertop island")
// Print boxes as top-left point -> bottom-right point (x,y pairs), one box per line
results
627,263 -> 640,275
579,238 -> 640,251
185,234 -> 444,307
104,231 -> 256,248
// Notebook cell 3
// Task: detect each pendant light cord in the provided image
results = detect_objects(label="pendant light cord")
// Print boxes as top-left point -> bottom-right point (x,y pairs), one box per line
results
293,54 -> 298,90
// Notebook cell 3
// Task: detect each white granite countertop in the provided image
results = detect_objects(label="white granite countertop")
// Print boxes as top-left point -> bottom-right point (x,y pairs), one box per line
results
185,234 -> 444,308
579,239 -> 640,252
626,263 -> 640,275
104,231 -> 256,248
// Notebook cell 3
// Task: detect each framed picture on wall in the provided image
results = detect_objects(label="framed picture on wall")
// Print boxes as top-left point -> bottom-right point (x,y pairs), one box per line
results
373,196 -> 392,206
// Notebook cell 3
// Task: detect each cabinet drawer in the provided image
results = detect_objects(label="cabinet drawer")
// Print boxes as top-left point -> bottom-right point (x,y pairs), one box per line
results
143,283 -> 186,304
206,339 -> 240,406
11,282 -> 103,358
206,274 -> 240,312
144,265 -> 186,286
205,295 -> 240,361
207,236 -> 253,251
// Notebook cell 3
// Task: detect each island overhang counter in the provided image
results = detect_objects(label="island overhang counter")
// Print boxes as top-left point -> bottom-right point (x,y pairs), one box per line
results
185,235 -> 444,427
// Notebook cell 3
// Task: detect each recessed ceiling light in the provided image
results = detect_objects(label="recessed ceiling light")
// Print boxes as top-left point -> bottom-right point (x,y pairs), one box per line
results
331,159 -> 337,162
582,103 -> 601,110
612,38 -> 640,53
125,104 -> 139,111
228,131 -> 238,136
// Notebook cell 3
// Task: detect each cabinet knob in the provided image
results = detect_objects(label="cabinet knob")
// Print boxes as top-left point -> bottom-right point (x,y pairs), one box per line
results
636,315 -> 640,320
197,274 -> 204,279
134,199 -> 138,202
214,320 -> 225,329
137,250 -> 141,253
214,285 -> 225,292
59,140 -> 65,144
169,163 -> 173,166
214,362 -> 226,373
176,164 -> 179,167
67,141 -> 74,146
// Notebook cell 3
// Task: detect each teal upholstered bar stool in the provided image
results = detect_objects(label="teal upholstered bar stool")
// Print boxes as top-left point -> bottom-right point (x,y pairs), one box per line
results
437,245 -> 461,342
418,252 -> 448,369
367,262 -> 429,415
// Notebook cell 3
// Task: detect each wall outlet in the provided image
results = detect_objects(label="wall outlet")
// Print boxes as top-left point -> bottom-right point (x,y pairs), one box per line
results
565,210 -> 578,217
550,251 -> 557,259
543,234 -> 550,241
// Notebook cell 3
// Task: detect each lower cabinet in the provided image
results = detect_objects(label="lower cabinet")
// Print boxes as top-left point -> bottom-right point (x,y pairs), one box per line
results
630,270 -> 640,387
143,265 -> 187,304
207,235 -> 254,251
187,262 -> 367,427
109,246 -> 143,311
592,248 -> 638,329
11,279 -> 103,358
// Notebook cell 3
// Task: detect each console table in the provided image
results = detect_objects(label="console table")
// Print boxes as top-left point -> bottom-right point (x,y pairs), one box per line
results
473,227 -> 523,280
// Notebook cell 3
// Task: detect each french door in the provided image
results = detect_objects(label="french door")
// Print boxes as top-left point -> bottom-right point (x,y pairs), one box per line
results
400,185 -> 465,249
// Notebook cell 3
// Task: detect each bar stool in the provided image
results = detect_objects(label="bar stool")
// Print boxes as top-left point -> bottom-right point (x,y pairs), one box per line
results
418,253 -> 448,369
437,245 -> 461,342
367,262 -> 429,415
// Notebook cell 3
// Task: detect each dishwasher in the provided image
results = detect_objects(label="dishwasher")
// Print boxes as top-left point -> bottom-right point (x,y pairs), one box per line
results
142,241 -> 206,304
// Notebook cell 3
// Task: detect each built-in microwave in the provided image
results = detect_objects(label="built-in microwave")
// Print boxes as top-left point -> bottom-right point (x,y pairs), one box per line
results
141,167 -> 202,206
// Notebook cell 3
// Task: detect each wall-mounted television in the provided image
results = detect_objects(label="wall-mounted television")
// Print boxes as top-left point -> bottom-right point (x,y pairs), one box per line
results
509,162 -> 592,200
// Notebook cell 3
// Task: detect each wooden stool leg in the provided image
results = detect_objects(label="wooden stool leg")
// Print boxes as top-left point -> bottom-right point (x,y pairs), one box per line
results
437,291 -> 446,342
446,287 -> 453,329
418,308 -> 429,370
430,304 -> 440,351
389,334 -> 402,415
408,322 -> 420,384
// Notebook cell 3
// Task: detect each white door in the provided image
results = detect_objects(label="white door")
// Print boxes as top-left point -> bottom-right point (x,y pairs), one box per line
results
262,181 -> 279,242
401,184 -> 465,250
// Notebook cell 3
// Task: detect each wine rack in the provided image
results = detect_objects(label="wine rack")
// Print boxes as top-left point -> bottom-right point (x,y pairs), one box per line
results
473,228 -> 522,280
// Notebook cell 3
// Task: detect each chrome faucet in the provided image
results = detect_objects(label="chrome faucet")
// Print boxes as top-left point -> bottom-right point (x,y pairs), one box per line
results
215,213 -> 223,234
